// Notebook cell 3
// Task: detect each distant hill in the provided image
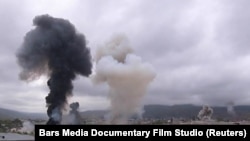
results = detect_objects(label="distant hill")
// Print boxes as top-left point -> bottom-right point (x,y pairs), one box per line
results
80,104 -> 250,120
0,108 -> 47,120
142,104 -> 201,119
143,104 -> 250,120
1,104 -> 250,120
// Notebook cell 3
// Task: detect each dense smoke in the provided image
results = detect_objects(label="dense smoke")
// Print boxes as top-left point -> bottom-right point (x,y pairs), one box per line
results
18,120 -> 34,134
92,34 -> 156,124
16,14 -> 92,125
197,105 -> 213,121
61,102 -> 81,124
68,102 -> 81,124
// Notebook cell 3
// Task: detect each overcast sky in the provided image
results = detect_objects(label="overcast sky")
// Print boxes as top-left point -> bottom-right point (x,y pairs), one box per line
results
0,0 -> 250,113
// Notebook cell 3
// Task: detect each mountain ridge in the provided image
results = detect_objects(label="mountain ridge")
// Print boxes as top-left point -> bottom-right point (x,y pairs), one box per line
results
0,104 -> 249,120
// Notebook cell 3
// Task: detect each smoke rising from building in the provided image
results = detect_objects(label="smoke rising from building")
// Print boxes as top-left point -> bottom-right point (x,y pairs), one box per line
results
197,105 -> 213,121
68,102 -> 81,124
60,102 -> 82,125
16,14 -> 92,125
92,34 -> 156,124
227,101 -> 236,116
18,120 -> 34,134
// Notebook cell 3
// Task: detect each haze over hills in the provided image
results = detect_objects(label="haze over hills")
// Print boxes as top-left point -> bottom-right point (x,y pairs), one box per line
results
79,104 -> 250,120
143,104 -> 250,120
0,108 -> 47,120
0,104 -> 250,120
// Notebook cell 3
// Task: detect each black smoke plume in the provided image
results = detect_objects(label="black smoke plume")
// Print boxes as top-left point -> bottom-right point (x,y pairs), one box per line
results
68,102 -> 81,124
16,14 -> 92,125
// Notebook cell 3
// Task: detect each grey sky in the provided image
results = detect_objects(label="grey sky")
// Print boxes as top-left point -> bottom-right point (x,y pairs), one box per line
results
0,0 -> 250,113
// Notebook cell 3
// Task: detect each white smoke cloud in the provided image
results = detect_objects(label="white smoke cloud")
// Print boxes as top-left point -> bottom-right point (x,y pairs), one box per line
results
95,34 -> 133,63
227,101 -> 236,116
197,105 -> 213,121
92,34 -> 156,124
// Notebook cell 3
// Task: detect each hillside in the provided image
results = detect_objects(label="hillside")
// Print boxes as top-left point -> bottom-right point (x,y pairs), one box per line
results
1,104 -> 250,120
142,104 -> 250,120
80,104 -> 250,120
